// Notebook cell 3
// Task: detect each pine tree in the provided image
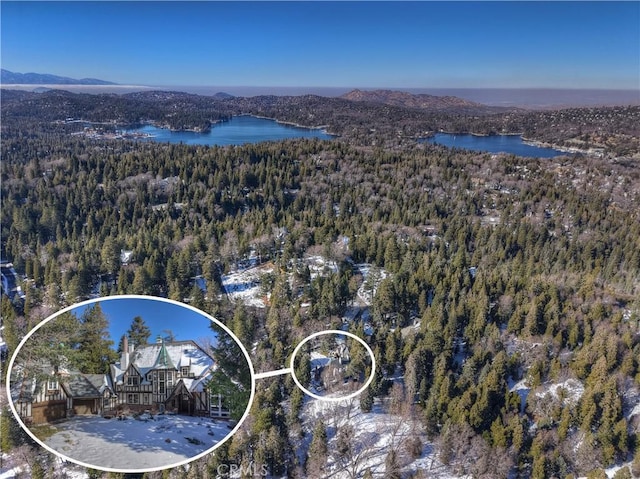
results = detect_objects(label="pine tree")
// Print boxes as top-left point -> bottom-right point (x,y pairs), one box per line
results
77,303 -> 117,374
0,407 -> 14,455
306,419 -> 328,476
631,447 -> 640,476
1,297 -> 19,353
126,315 -> 151,348
207,320 -> 252,421
360,386 -> 374,412
294,348 -> 312,390
101,237 -> 121,275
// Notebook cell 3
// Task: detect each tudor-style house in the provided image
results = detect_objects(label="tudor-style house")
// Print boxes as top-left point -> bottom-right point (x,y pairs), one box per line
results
12,336 -> 227,425
108,336 -> 221,416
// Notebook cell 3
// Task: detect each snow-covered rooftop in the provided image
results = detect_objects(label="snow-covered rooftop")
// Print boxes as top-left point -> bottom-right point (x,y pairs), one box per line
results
113,340 -> 214,384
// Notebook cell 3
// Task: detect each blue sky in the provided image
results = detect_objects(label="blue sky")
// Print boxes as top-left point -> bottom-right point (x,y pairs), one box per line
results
1,1 -> 639,89
71,297 -> 219,350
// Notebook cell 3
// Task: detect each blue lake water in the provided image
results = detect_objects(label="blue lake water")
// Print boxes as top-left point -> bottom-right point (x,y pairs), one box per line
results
124,115 -> 334,146
423,133 -> 568,158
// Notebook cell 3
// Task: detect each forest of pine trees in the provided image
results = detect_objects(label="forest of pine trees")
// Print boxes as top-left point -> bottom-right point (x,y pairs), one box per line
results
1,91 -> 639,478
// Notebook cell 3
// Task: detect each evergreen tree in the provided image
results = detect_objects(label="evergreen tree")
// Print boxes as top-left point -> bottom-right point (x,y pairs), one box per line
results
126,315 -> 151,348
1,297 -> 19,353
0,407 -> 15,455
306,419 -> 328,476
77,303 -> 117,374
207,321 -> 252,421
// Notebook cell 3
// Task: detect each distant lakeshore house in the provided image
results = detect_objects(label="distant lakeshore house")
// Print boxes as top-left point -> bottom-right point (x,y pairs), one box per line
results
12,337 -> 227,425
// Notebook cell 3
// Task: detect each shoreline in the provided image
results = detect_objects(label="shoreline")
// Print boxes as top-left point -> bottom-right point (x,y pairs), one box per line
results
241,114 -> 336,137
117,114 -> 338,140
426,131 -> 601,157
521,137 -> 602,156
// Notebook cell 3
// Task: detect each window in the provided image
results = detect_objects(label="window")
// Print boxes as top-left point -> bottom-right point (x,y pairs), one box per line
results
143,394 -> 149,405
158,371 -> 165,394
47,379 -> 59,392
127,393 -> 139,404
181,367 -> 189,376
127,376 -> 139,386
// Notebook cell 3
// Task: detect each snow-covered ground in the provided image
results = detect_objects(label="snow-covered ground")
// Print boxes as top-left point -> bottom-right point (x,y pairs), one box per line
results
221,263 -> 274,308
0,462 -> 22,479
534,378 -> 584,405
300,397 -> 461,478
355,264 -> 388,306
508,378 -> 530,414
40,413 -> 232,471
221,255 -> 347,309
310,351 -> 331,369
304,255 -> 338,280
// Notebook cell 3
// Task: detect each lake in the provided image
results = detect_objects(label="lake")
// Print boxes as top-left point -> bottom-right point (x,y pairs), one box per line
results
423,133 -> 568,158
123,115 -> 334,146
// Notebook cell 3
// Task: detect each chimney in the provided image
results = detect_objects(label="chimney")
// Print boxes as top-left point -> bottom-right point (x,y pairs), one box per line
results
121,335 -> 129,371
156,335 -> 163,344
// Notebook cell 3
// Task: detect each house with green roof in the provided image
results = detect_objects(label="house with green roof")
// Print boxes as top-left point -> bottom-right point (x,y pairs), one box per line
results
108,336 -> 221,417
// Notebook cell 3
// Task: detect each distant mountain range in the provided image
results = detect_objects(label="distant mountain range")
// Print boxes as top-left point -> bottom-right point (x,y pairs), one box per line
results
341,89 -> 487,111
1,69 -> 117,85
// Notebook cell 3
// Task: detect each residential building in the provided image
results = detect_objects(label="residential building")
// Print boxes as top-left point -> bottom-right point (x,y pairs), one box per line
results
12,336 -> 227,425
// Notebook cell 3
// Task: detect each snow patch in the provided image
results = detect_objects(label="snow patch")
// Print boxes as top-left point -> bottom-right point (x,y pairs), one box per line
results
534,378 -> 584,405
42,414 -> 231,470
354,264 -> 388,306
508,378 -> 530,414
301,398 -> 443,478
221,263 -> 274,308
304,255 -> 338,280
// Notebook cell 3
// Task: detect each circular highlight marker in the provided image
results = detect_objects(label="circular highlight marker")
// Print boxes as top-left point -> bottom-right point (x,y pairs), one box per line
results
5,295 -> 255,474
290,330 -> 376,402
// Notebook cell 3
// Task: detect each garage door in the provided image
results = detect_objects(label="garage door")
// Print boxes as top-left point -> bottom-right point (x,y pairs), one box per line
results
73,399 -> 96,415
32,401 -> 66,424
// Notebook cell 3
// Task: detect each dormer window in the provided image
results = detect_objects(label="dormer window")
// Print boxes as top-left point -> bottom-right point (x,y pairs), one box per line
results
47,379 -> 59,392
181,367 -> 190,376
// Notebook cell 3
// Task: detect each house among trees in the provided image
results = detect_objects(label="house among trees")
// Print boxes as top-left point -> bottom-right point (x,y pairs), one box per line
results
1,260 -> 25,302
12,336 -> 227,425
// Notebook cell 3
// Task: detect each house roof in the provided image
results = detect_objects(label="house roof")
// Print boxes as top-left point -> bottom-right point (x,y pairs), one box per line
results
62,375 -> 102,399
112,340 -> 214,385
181,371 -> 213,393
84,374 -> 114,395
10,361 -> 75,402
166,371 -> 213,403
10,376 -> 38,403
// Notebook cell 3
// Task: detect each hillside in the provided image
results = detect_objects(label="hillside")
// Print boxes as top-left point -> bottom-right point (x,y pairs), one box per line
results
1,90 -> 639,477
341,88 -> 490,111
2,88 -> 639,156
0,69 -> 117,85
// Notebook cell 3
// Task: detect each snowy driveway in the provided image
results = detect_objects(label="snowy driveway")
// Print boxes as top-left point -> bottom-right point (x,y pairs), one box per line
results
42,414 -> 231,470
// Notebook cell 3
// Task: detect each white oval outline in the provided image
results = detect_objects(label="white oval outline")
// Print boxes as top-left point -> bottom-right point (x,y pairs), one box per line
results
4,294 -> 256,474
289,330 -> 376,402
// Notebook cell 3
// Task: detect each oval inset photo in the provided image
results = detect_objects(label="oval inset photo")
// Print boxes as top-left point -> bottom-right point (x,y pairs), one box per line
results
6,295 -> 254,473
291,330 -> 376,401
